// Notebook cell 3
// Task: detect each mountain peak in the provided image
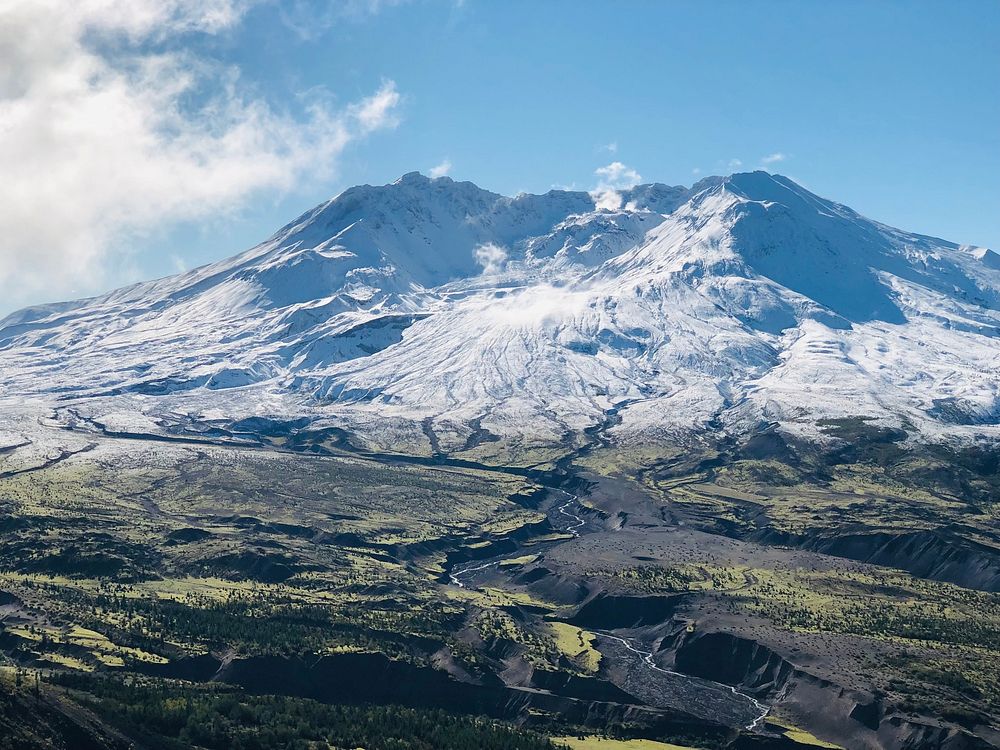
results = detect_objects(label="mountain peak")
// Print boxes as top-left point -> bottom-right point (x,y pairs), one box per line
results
393,170 -> 437,185
719,171 -> 810,204
1,169 -> 997,446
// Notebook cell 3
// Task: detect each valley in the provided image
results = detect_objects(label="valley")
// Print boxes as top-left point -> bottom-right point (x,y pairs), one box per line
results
0,407 -> 997,749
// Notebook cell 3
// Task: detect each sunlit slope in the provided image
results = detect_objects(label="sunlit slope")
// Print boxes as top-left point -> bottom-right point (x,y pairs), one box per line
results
1,171 -> 997,445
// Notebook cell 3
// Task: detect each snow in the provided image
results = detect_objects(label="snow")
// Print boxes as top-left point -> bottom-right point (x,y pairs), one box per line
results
1,170 -> 998,447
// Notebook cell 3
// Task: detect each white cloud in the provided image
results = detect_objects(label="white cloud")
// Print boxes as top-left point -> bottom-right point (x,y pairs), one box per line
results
0,0 -> 402,313
473,242 -> 507,275
601,141 -> 618,154
594,161 -> 642,186
760,152 -> 787,165
591,161 -> 642,211
348,80 -> 401,131
429,159 -> 452,178
592,191 -> 624,211
728,158 -> 743,170
692,167 -> 702,176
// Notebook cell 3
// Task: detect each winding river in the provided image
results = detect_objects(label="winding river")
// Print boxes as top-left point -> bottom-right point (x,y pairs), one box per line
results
446,487 -> 770,733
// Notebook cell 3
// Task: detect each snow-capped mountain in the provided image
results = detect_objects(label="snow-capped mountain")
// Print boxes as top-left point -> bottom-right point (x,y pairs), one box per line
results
2,171 -> 998,451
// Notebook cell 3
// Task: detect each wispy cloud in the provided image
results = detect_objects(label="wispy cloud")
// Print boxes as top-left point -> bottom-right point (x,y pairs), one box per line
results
591,161 -> 642,210
760,152 -> 788,166
278,0 -> 409,40
349,80 -> 402,131
0,0 -> 402,312
600,141 -> 618,154
728,158 -> 743,170
429,159 -> 452,178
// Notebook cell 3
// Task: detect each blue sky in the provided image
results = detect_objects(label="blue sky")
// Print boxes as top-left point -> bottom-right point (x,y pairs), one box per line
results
1,0 -> 997,311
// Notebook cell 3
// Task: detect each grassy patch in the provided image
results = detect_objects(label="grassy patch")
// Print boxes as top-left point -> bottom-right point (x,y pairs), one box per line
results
767,718 -> 844,748
547,622 -> 601,674
551,736 -> 700,750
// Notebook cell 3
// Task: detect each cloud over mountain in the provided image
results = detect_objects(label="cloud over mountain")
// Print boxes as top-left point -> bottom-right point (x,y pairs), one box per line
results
0,0 -> 400,310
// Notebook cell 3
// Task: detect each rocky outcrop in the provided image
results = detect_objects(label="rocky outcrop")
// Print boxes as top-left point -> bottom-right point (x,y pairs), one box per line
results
567,593 -> 689,629
209,651 -> 726,739
670,630 -> 794,695
753,528 -> 1000,592
667,630 -> 996,750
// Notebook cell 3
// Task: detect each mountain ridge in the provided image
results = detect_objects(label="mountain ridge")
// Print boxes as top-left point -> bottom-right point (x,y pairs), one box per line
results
2,170 -> 998,452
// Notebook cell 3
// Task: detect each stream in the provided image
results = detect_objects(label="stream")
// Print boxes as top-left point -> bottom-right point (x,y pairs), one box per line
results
449,491 -> 585,588
446,486 -> 770,733
593,631 -> 769,731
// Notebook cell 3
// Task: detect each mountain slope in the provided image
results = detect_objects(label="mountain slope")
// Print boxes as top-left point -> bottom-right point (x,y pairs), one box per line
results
1,171 -> 998,450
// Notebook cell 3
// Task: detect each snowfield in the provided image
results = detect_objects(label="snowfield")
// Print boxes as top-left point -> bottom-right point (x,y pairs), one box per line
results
1,170 -> 998,449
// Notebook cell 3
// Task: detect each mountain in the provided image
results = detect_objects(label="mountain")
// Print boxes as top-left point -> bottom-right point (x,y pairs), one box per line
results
1,171 -> 998,452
